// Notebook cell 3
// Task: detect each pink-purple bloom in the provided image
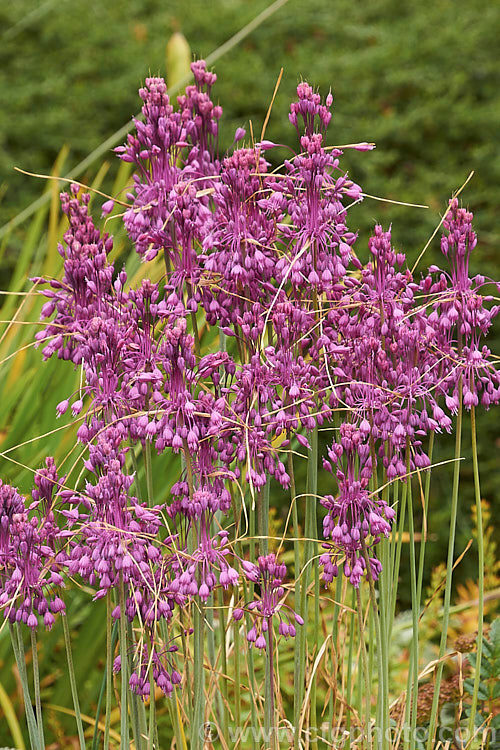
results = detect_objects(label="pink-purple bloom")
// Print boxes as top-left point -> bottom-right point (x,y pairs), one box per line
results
3,59 -> 497,712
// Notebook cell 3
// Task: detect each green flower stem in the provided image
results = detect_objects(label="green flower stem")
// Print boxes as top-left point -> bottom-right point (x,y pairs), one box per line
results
143,438 -> 154,507
361,538 -> 387,750
192,599 -> 206,750
264,617 -> 276,750
357,588 -> 372,750
234,614 -> 242,731
118,579 -> 130,749
206,594 -> 224,733
160,618 -> 185,750
147,664 -> 156,750
127,620 -> 144,750
294,425 -> 318,749
310,431 -> 320,750
378,472 -> 390,742
241,576 -> 258,750
94,606 -> 119,750
345,588 -> 356,750
186,281 -> 201,356
328,573 -> 343,728
288,442 -> 300,595
9,623 -> 39,750
389,479 -> 407,640
103,593 -> 113,750
289,439 -> 303,727
30,628 -> 44,750
183,441 -> 206,748
217,589 -> 229,740
467,404 -> 484,737
311,534 -> 320,750
426,374 -> 463,749
263,481 -> 270,554
368,607 -> 375,710
241,486 -> 258,750
62,613 -> 86,749
406,447 -> 419,750
170,687 -> 185,750
416,432 -> 434,607
130,445 -> 144,501
256,485 -> 269,556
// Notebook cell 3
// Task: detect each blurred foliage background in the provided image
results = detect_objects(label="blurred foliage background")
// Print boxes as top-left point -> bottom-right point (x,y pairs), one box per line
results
0,0 -> 498,745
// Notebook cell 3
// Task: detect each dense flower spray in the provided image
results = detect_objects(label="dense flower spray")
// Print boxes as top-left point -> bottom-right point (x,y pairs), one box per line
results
2,60 -> 497,738
0,463 -> 67,630
234,554 -> 303,649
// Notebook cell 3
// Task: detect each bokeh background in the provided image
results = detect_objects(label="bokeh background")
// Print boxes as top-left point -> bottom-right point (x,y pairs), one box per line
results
0,0 -> 498,745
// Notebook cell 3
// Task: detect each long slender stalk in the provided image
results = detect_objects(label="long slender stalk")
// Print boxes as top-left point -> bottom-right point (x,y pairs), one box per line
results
310,435 -> 319,750
104,593 -> 113,750
356,588 -> 372,750
289,440 -> 303,737
256,486 -> 268,556
406,449 -> 419,750
9,623 -> 39,750
368,606 -> 375,716
368,463 -> 388,749
118,579 -> 130,749
416,432 -> 435,607
30,629 -> 44,750
217,588 -> 229,739
128,620 -> 146,749
264,617 -> 276,750
147,664 -> 156,750
289,442 -> 300,594
143,438 -> 154,507
262,482 -> 270,555
345,589 -> 356,750
389,479 -> 407,639
294,425 -> 318,748
170,688 -> 186,750
192,599 -> 206,750
258,479 -> 274,745
206,594 -> 224,733
62,613 -> 86,749
94,618 -> 119,750
361,539 -> 386,750
160,618 -> 185,750
234,613 -> 242,731
378,474 -> 390,742
467,404 -> 484,737
130,445 -> 144,501
241,576 -> 258,750
426,375 -> 463,749
311,553 -> 320,750
328,573 -> 343,729
184,442 -> 206,750
186,281 -> 201,356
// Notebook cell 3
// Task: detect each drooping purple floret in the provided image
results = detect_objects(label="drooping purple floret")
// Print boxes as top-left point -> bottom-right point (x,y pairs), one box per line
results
0,465 -> 67,630
235,554 -> 303,650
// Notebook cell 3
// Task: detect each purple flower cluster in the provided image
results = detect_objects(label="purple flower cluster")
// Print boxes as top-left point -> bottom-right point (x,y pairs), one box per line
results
128,635 -> 182,698
233,554 -> 303,649
0,463 -> 66,629
2,60 -> 498,706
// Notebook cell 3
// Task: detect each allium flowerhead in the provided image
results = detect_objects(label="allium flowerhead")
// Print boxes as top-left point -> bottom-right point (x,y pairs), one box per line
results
33,187 -> 114,364
236,554 -> 302,649
0,476 -> 67,630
